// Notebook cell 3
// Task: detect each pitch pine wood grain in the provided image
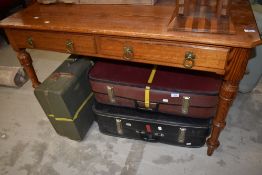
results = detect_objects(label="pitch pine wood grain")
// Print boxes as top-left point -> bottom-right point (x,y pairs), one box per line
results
97,36 -> 229,72
207,48 -> 251,155
17,50 -> 41,88
7,29 -> 96,55
0,0 -> 261,48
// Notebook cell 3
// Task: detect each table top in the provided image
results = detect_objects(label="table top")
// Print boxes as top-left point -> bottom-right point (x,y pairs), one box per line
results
0,0 -> 261,48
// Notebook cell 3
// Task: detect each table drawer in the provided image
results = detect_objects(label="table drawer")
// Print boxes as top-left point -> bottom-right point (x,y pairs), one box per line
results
97,36 -> 229,73
8,29 -> 96,54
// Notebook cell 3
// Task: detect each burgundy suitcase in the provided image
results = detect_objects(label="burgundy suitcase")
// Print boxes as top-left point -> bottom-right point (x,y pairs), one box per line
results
89,61 -> 222,119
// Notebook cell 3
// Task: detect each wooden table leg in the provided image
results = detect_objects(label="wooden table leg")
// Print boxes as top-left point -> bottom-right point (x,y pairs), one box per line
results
206,48 -> 251,156
17,49 -> 40,88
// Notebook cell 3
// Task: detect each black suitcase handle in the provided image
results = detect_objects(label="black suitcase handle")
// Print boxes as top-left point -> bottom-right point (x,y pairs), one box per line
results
139,133 -> 159,142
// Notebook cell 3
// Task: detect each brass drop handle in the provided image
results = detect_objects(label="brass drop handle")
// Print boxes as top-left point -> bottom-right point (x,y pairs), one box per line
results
66,40 -> 74,53
27,37 -> 34,48
183,51 -> 196,69
123,46 -> 134,60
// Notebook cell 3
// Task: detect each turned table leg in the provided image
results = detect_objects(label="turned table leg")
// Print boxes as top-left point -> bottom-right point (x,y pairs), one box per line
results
207,48 -> 251,156
207,81 -> 238,155
17,49 -> 40,88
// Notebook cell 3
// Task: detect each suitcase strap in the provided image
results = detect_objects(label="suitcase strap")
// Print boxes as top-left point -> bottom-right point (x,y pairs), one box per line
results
48,92 -> 93,122
144,65 -> 157,109
144,86 -> 151,108
147,65 -> 157,84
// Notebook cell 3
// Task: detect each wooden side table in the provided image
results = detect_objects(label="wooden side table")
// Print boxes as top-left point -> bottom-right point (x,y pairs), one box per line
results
0,0 -> 261,156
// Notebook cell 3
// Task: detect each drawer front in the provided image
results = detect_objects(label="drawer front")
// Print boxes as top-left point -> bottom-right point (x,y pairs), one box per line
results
9,29 -> 96,54
97,36 -> 229,73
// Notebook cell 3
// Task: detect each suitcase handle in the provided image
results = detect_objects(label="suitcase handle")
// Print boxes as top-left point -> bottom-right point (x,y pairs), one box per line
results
139,133 -> 159,142
50,72 -> 74,80
136,100 -> 158,111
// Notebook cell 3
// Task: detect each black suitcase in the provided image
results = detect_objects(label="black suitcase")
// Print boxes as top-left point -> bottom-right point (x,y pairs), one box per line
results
93,102 -> 212,147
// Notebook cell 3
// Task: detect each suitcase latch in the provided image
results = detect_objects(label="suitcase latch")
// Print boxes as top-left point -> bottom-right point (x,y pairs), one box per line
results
116,119 -> 123,135
178,128 -> 187,143
107,86 -> 116,103
182,96 -> 190,114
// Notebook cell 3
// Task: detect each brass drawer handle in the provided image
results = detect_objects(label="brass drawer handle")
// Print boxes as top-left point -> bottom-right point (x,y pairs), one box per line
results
27,37 -> 34,48
183,51 -> 195,69
123,46 -> 134,60
66,40 -> 74,53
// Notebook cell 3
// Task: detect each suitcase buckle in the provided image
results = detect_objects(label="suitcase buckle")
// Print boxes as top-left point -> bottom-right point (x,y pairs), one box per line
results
115,119 -> 123,135
107,86 -> 116,103
182,96 -> 190,114
178,128 -> 187,143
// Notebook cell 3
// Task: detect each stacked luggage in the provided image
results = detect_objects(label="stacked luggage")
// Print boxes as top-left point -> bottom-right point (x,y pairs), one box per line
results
90,61 -> 222,147
34,55 -> 222,147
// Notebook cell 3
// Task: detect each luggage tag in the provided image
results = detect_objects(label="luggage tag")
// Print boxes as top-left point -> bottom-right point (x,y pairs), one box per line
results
163,92 -> 180,103
171,93 -> 179,98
